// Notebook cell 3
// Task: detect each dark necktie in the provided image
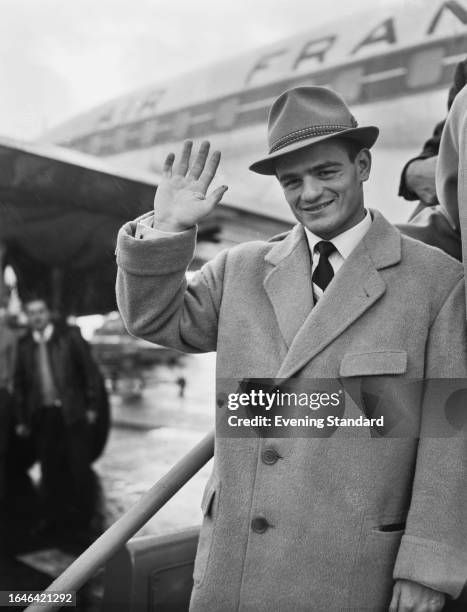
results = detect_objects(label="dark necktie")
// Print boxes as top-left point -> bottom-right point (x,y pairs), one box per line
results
312,241 -> 336,292
37,333 -> 58,405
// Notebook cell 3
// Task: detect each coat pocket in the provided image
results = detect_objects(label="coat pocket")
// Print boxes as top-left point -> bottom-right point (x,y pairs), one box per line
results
348,514 -> 405,610
340,350 -> 407,377
192,477 -> 220,588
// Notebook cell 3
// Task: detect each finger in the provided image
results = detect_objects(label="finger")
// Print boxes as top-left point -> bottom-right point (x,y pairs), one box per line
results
389,583 -> 400,612
198,150 -> 221,192
188,141 -> 210,180
426,596 -> 445,612
175,140 -> 193,176
206,185 -> 228,209
419,189 -> 436,205
162,153 -> 175,177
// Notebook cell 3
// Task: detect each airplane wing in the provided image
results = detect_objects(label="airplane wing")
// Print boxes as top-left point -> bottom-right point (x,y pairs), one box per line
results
0,137 -> 291,316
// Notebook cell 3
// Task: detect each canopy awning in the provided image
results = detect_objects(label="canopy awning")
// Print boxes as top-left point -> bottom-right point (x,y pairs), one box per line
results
0,137 -> 291,316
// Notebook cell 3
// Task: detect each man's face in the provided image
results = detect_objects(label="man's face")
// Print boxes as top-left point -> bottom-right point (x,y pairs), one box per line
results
25,300 -> 50,332
275,139 -> 371,239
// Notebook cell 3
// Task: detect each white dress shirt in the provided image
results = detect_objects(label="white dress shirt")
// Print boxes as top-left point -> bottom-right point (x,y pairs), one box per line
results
135,215 -> 183,239
32,323 -> 54,343
304,210 -> 372,300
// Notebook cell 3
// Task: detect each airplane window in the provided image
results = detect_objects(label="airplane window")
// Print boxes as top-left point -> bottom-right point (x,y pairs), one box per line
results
331,67 -> 363,103
406,47 -> 444,88
215,98 -> 239,130
140,119 -> 158,147
96,108 -> 114,127
113,126 -> 128,152
96,132 -> 113,154
87,134 -> 102,155
289,77 -> 316,93
126,122 -> 143,147
137,89 -> 165,118
173,111 -> 192,139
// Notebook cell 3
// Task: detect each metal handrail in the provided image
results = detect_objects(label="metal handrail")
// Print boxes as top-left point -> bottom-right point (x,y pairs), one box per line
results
25,430 -> 215,612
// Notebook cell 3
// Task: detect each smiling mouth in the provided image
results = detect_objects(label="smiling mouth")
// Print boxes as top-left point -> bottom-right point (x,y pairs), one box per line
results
300,199 -> 334,212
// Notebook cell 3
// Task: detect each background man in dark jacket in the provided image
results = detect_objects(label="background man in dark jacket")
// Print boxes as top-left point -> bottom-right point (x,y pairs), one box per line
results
0,303 -> 17,550
14,298 -> 99,533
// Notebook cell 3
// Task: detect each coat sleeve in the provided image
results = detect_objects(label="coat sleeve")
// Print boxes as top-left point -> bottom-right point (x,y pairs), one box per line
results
398,119 -> 446,201
397,206 -> 461,261
68,326 -> 99,411
5,330 -> 17,393
115,216 -> 227,354
13,340 -> 28,425
393,277 -> 467,599
398,59 -> 467,201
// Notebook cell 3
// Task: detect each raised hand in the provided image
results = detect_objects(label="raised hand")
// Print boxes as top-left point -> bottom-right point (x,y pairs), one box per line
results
153,140 -> 228,232
405,156 -> 438,205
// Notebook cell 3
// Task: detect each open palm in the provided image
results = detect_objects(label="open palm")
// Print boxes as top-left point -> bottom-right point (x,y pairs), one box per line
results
154,140 -> 228,232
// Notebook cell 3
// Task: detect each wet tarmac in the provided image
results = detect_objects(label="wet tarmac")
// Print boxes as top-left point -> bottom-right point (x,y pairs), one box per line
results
0,353 -> 216,611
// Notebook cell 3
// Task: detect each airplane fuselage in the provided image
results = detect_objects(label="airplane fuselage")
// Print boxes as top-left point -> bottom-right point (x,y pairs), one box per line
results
42,0 -> 467,225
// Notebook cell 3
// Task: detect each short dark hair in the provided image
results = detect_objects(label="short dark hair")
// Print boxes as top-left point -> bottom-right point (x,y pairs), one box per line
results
331,137 -> 365,161
23,296 -> 49,310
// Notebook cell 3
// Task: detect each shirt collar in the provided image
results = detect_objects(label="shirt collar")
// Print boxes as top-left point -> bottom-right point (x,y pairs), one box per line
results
304,210 -> 372,259
33,323 -> 54,343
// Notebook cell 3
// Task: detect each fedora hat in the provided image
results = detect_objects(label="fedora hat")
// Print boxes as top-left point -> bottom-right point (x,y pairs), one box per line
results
249,86 -> 379,175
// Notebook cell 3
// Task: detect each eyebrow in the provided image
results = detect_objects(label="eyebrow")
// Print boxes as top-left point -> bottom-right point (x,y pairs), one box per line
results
277,161 -> 343,182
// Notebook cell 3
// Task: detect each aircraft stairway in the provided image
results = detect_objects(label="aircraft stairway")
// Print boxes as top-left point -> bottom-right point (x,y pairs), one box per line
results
23,432 -> 214,612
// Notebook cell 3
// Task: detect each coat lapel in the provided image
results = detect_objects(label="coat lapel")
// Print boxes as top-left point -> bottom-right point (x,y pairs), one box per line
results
49,327 -> 66,392
273,211 -> 402,379
26,335 -> 37,385
263,224 -> 314,347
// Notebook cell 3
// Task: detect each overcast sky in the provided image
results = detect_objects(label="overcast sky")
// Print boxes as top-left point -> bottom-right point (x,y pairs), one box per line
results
0,0 -> 398,139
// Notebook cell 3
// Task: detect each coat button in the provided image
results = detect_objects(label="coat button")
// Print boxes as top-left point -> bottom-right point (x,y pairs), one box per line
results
251,516 -> 270,534
262,448 -> 280,465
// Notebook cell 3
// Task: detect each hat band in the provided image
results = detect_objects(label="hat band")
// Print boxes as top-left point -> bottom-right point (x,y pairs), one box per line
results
269,124 -> 351,154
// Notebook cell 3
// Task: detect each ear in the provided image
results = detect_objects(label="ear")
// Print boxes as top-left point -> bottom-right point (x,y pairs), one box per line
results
356,149 -> 371,182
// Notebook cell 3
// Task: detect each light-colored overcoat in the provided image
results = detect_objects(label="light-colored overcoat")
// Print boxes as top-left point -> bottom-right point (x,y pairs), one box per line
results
437,83 -> 467,309
116,209 -> 467,611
